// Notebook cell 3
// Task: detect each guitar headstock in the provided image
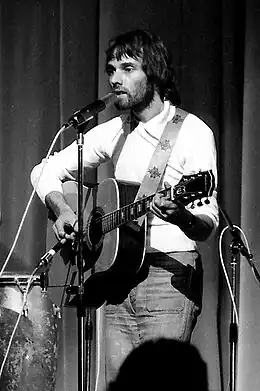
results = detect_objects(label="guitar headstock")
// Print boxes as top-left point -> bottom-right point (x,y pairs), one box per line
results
170,170 -> 215,207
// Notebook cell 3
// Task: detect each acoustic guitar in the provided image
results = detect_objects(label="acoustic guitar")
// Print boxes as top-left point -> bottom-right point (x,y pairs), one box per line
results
45,170 -> 215,308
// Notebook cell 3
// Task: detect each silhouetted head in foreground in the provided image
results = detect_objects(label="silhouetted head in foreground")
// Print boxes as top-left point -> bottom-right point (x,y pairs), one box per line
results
107,338 -> 209,391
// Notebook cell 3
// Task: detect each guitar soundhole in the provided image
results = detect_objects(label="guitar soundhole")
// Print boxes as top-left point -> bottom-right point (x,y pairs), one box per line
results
86,207 -> 104,250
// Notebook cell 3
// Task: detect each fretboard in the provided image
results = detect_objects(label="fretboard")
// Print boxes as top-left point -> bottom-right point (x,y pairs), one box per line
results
97,193 -> 155,234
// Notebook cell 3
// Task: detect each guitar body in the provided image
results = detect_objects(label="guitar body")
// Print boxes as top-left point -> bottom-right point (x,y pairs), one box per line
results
47,179 -> 146,308
88,178 -> 146,275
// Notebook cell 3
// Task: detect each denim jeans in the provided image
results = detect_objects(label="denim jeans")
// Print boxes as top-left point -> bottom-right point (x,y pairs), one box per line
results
104,250 -> 203,385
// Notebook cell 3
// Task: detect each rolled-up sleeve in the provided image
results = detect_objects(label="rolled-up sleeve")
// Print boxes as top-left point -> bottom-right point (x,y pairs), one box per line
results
182,114 -> 219,229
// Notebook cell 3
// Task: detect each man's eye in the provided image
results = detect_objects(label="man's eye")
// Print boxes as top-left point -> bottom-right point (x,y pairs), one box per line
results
106,67 -> 114,76
124,67 -> 133,72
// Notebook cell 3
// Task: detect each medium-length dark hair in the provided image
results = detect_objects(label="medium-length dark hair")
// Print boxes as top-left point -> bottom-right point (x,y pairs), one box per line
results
105,29 -> 181,106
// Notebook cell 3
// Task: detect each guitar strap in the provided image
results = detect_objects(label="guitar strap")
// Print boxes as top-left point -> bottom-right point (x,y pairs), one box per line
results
134,107 -> 188,225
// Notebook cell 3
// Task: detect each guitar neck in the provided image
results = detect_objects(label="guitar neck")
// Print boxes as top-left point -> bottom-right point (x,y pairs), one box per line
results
98,193 -> 154,234
94,169 -> 213,235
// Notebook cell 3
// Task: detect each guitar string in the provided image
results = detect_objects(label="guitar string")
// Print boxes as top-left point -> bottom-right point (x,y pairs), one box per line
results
98,195 -> 153,234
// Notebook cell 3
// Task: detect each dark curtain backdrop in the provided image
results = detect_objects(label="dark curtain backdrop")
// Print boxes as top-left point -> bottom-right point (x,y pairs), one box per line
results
0,1 -> 259,390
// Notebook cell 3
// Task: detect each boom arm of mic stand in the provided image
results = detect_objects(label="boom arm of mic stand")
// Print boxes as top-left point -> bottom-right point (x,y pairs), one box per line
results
219,206 -> 253,259
219,203 -> 260,303
219,206 -> 260,285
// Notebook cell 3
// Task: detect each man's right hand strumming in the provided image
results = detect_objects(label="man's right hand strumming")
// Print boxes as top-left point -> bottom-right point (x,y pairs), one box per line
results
45,191 -> 78,242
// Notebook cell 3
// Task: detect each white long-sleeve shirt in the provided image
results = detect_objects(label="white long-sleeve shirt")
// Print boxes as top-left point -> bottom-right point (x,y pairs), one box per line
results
31,101 -> 218,252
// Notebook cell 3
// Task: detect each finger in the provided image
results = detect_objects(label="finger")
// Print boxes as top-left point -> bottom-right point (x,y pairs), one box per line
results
63,221 -> 78,240
64,232 -> 76,241
72,220 -> 78,233
59,237 -> 67,245
150,200 -> 168,219
149,199 -> 158,214
53,221 -> 75,241
52,223 -> 64,241
153,195 -> 174,210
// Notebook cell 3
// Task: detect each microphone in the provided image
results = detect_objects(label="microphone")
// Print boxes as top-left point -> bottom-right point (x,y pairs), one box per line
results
38,241 -> 64,270
37,241 -> 63,292
65,92 -> 116,128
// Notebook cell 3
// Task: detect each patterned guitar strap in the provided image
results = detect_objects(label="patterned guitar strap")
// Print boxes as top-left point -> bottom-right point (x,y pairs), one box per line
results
134,107 -> 188,230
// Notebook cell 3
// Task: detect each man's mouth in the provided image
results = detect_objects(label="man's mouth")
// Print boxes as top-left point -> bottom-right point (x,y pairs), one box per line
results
114,90 -> 127,96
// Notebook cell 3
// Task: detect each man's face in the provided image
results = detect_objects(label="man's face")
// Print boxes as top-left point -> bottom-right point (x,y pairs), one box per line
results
106,54 -> 154,112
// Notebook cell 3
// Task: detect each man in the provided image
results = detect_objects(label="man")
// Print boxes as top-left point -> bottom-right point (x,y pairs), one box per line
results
31,30 -> 218,387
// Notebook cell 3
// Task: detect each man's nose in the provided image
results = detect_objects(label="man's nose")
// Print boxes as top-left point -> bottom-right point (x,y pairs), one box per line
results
110,70 -> 123,86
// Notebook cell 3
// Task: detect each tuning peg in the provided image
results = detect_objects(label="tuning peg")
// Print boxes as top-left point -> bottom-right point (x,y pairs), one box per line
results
197,200 -> 203,207
204,198 -> 210,204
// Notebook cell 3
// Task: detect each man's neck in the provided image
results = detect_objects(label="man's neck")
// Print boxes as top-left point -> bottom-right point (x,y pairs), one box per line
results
134,93 -> 164,123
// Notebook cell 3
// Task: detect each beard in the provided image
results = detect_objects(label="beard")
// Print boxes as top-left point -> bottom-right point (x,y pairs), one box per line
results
115,80 -> 155,113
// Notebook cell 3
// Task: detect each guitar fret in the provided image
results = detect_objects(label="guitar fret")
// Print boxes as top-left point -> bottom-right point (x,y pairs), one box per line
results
128,206 -> 132,220
141,199 -> 147,215
102,216 -> 109,234
113,210 -> 118,228
112,213 -> 116,230
124,207 -> 128,222
109,215 -> 113,231
115,210 -> 120,228
111,212 -> 115,231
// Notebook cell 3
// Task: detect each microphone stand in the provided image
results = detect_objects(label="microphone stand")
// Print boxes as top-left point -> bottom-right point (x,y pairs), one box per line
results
68,113 -> 93,391
219,206 -> 253,391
